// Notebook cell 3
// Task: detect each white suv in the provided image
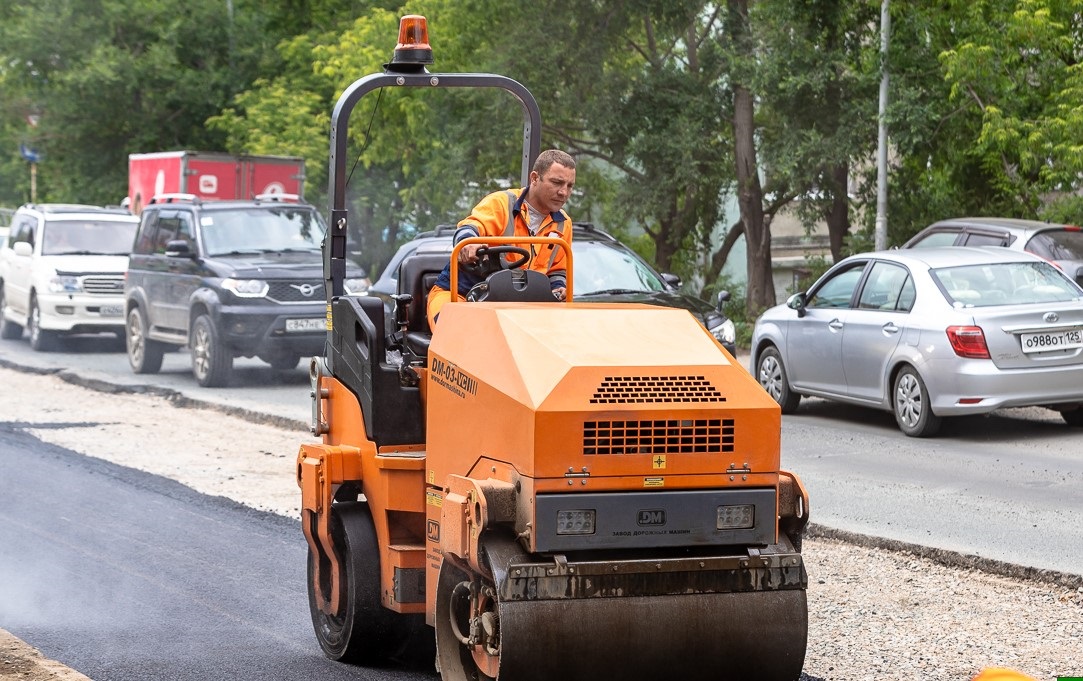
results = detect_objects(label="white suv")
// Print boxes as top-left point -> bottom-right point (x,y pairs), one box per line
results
0,204 -> 138,350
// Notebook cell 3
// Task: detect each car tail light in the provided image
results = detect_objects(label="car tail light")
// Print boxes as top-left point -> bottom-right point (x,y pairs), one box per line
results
946,326 -> 990,358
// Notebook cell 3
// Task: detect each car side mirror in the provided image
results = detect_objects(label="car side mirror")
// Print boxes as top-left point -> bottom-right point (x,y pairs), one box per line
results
165,240 -> 194,258
661,272 -> 681,288
13,241 -> 32,257
786,292 -> 807,318
715,289 -> 731,312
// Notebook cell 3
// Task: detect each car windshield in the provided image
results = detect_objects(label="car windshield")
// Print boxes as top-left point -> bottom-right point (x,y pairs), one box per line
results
42,220 -> 138,255
201,207 -> 326,256
933,261 -> 1083,306
573,240 -> 667,295
1026,228 -> 1083,261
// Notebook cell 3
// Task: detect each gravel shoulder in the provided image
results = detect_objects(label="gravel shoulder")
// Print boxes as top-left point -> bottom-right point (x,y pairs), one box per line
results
1,365 -> 1080,681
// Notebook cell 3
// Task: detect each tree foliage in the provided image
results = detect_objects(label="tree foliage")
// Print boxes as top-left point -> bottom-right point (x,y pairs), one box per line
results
880,0 -> 1083,243
458,1 -> 733,280
210,1 -> 538,272
0,0 -> 292,205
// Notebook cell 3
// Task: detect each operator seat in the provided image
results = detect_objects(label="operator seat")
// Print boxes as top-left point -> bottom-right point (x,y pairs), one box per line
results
396,252 -> 451,359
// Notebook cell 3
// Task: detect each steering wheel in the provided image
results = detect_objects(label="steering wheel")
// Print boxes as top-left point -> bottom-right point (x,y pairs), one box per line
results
462,245 -> 532,302
462,245 -> 531,279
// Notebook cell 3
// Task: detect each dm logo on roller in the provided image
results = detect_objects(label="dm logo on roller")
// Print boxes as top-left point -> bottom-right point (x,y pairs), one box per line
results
637,509 -> 666,526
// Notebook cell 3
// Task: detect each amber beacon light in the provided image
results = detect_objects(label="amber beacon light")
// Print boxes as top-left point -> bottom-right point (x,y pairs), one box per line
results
390,15 -> 434,68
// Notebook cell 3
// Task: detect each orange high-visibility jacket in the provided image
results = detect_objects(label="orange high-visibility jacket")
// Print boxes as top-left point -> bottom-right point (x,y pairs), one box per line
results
432,187 -> 571,296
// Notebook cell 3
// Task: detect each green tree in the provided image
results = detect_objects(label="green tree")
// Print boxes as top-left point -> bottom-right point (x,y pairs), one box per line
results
212,1 -> 575,274
702,0 -> 880,313
939,0 -> 1083,217
753,0 -> 879,260
449,0 -> 732,281
878,0 -> 1083,243
0,0 -> 290,205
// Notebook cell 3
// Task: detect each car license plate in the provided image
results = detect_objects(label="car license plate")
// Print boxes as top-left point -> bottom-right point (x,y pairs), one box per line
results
100,304 -> 124,317
286,317 -> 326,333
1020,328 -> 1083,353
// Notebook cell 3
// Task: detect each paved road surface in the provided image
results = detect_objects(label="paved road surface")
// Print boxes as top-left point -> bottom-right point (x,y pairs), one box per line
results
0,426 -> 431,681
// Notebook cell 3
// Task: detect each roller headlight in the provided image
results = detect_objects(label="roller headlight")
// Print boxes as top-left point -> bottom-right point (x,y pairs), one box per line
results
716,504 -> 754,530
556,509 -> 596,535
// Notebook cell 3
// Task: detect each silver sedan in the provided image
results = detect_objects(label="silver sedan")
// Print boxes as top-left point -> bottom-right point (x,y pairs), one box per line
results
750,246 -> 1083,436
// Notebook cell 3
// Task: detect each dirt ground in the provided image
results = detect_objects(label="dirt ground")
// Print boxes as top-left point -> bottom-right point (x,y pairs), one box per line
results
0,628 -> 91,680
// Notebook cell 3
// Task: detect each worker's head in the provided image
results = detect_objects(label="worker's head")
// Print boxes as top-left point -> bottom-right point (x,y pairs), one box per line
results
529,149 -> 576,215
971,668 -> 1038,681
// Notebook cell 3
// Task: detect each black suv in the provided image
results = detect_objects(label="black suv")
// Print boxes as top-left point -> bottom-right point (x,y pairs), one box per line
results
124,194 -> 369,386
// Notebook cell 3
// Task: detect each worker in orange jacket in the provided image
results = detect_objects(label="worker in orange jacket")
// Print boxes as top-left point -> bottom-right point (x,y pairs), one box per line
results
427,149 -> 576,327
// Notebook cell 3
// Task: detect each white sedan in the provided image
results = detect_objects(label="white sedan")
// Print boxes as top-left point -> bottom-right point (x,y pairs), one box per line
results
750,246 -> 1083,436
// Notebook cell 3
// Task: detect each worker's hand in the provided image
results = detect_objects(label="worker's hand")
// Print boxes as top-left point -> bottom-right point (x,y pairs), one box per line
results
458,243 -> 481,266
552,287 -> 567,302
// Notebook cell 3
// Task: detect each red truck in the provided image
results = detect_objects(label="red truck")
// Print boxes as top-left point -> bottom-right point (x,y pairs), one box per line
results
127,151 -> 305,213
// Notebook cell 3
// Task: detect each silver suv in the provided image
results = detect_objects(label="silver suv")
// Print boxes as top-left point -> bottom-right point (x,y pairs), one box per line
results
903,217 -> 1083,286
0,204 -> 138,350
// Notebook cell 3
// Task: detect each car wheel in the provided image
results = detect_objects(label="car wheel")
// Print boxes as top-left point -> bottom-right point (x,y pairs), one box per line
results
0,286 -> 24,340
756,346 -> 801,413
1059,406 -> 1083,427
126,306 -> 165,374
191,314 -> 233,387
27,297 -> 58,352
892,365 -> 942,437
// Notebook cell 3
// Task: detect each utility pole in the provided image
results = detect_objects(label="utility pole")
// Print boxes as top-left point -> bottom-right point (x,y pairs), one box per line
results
24,113 -> 42,204
875,0 -> 890,251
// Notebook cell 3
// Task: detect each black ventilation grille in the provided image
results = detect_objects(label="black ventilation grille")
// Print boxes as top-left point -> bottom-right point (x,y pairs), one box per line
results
589,375 -> 725,404
584,419 -> 735,455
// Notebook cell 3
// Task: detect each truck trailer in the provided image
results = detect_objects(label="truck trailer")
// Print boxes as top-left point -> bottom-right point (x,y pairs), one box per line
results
127,151 -> 305,213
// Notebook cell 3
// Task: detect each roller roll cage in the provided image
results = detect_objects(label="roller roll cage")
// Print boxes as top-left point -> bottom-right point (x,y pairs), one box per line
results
322,60 -> 544,369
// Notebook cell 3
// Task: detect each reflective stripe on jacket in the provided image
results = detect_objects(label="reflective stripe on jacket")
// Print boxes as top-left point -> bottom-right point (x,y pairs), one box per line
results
434,186 -> 571,295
